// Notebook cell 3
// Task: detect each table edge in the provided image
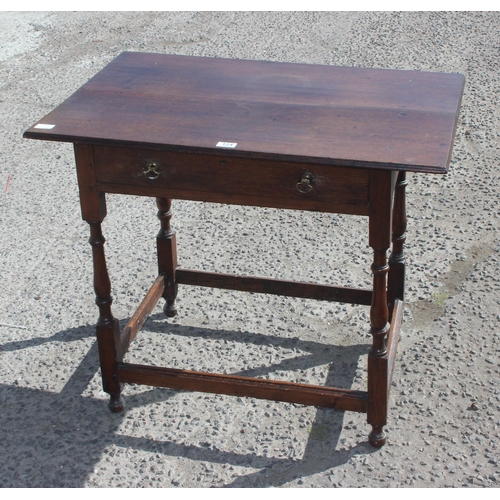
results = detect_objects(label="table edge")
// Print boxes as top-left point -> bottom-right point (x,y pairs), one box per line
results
22,131 -> 450,174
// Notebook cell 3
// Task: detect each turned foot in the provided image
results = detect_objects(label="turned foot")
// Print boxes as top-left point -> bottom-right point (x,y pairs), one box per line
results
108,394 -> 125,413
163,300 -> 178,317
368,426 -> 387,448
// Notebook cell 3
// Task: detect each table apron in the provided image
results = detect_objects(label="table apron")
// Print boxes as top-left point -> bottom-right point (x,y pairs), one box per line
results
92,145 -> 371,215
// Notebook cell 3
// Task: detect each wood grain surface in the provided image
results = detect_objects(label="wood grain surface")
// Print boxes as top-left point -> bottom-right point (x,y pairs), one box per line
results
24,52 -> 465,173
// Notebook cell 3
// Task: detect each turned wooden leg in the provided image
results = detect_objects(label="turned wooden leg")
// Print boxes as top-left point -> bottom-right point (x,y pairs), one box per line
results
367,247 -> 390,448
88,221 -> 124,412
156,198 -> 178,317
367,170 -> 394,448
388,171 -> 407,320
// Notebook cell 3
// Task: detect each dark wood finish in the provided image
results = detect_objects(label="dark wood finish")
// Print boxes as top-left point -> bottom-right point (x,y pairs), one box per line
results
156,198 -> 178,316
388,171 -> 408,320
366,170 -> 394,448
25,52 -> 465,174
74,143 -> 123,412
119,275 -> 165,358
176,269 -> 373,305
87,221 -> 123,412
24,52 -> 464,449
93,145 -> 370,216
73,144 -> 106,221
117,363 -> 368,412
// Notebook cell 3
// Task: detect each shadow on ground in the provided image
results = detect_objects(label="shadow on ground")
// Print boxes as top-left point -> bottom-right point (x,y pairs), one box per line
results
0,320 -> 376,487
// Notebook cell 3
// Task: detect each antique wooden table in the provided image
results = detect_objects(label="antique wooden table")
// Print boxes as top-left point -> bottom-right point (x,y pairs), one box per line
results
24,52 -> 464,447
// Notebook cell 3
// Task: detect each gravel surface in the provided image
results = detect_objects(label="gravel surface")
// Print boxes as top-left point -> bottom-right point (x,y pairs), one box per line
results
1,11 -> 499,488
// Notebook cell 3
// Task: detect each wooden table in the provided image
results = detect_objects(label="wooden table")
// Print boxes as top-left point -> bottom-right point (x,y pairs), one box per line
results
24,52 -> 464,447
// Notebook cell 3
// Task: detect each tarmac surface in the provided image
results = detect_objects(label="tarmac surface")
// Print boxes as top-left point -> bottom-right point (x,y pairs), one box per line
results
0,11 -> 499,487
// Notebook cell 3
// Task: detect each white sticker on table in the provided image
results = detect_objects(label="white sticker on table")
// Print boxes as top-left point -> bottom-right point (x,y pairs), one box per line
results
216,142 -> 237,148
34,124 -> 56,129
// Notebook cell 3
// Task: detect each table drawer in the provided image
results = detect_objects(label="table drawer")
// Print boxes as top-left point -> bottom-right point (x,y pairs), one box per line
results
93,145 -> 370,215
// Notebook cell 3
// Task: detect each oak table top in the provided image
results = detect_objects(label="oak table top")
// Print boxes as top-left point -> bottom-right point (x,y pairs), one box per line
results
24,51 -> 465,174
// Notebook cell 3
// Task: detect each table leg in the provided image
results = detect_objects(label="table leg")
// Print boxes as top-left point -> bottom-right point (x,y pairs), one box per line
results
367,170 -> 393,447
74,144 -> 124,412
88,221 -> 124,412
367,248 -> 390,447
156,198 -> 178,317
388,171 -> 407,320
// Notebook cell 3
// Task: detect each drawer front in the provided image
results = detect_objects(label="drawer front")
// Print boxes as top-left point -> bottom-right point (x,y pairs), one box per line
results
93,145 -> 370,215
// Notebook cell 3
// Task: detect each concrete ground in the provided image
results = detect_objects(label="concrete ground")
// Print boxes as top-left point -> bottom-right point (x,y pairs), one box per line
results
0,11 -> 499,487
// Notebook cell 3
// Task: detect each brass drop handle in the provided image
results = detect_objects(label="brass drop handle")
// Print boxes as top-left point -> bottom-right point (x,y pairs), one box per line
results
143,162 -> 162,180
296,174 -> 313,193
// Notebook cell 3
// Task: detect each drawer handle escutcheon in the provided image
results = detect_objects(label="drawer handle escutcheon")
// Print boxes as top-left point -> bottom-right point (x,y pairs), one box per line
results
296,174 -> 314,193
143,162 -> 162,180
